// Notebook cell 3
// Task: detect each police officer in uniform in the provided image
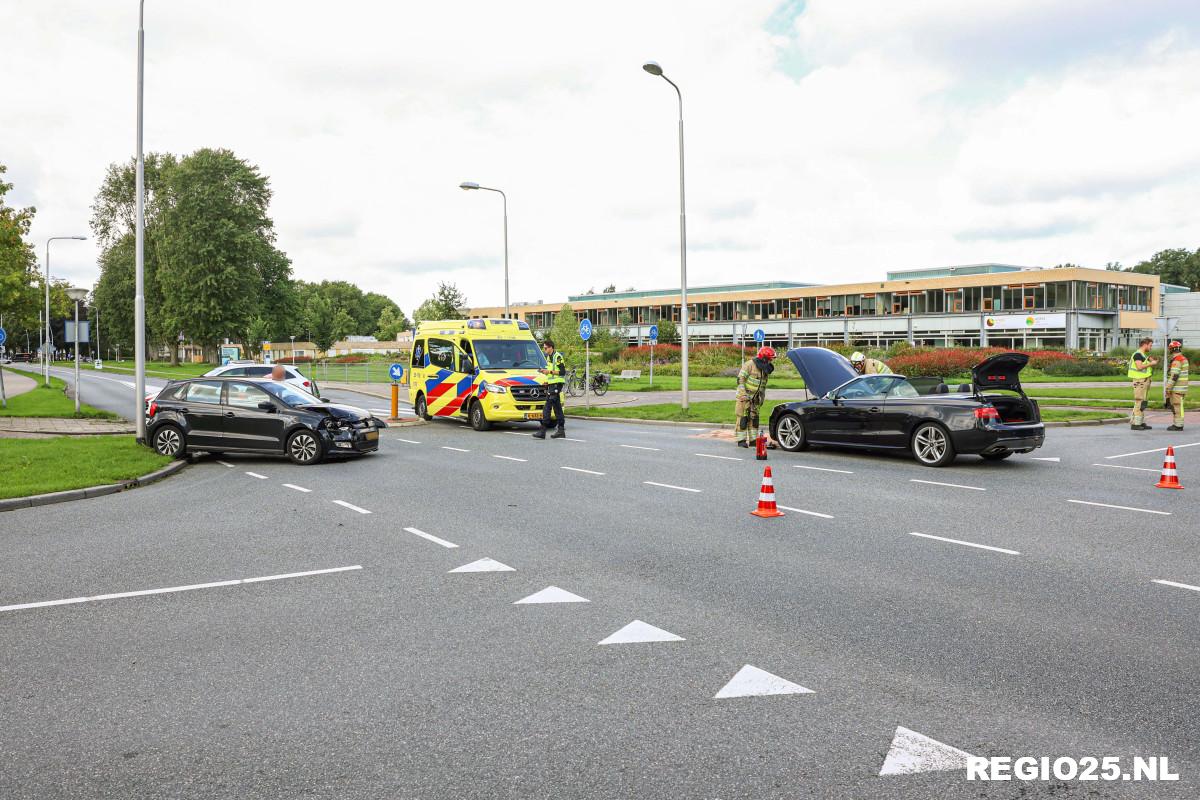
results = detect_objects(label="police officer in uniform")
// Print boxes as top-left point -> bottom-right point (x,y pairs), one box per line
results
535,338 -> 566,439
1163,340 -> 1188,432
1128,337 -> 1158,430
735,346 -> 775,447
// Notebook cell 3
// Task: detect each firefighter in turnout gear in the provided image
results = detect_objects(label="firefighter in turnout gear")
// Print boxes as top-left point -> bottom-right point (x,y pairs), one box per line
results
735,346 -> 776,447
1128,337 -> 1159,430
1163,340 -> 1188,432
850,351 -> 892,375
534,338 -> 567,439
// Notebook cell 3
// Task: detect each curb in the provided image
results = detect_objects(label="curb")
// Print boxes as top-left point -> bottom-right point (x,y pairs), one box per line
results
0,459 -> 188,513
0,426 -> 136,437
1044,416 -> 1127,428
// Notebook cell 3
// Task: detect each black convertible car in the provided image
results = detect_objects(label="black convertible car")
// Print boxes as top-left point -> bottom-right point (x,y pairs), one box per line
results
768,348 -> 1045,467
146,377 -> 385,464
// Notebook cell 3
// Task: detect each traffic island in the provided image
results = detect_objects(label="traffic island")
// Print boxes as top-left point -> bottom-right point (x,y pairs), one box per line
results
0,435 -> 179,511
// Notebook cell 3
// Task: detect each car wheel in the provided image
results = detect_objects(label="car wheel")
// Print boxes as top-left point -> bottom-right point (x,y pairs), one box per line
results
980,451 -> 1013,461
152,424 -> 185,459
287,430 -> 323,465
469,400 -> 491,431
774,413 -> 808,452
911,422 -> 956,467
415,393 -> 432,421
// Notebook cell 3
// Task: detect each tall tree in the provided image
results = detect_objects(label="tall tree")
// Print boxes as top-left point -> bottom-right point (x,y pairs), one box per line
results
155,148 -> 292,360
304,292 -> 354,353
1131,248 -> 1200,290
413,282 -> 468,322
0,162 -> 40,335
92,234 -> 136,353
374,305 -> 410,341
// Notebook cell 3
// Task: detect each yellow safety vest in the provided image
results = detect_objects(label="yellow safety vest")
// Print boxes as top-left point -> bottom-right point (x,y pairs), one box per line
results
545,351 -> 565,385
1127,352 -> 1152,380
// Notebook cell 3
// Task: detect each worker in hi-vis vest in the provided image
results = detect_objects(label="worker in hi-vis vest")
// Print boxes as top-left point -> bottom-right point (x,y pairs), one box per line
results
1128,336 -> 1159,431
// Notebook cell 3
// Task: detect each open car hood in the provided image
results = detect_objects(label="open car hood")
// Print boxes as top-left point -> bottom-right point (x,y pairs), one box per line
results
785,347 -> 860,397
972,352 -> 1030,391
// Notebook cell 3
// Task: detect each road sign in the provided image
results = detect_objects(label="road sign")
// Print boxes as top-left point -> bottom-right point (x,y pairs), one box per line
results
648,324 -> 658,341
648,338 -> 657,346
0,328 -> 6,346
94,359 -> 103,370
579,319 -> 592,342
754,328 -> 765,344
389,363 -> 405,381
1156,317 -> 1180,335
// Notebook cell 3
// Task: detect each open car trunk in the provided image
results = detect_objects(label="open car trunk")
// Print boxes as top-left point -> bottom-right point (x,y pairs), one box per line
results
972,352 -> 1040,423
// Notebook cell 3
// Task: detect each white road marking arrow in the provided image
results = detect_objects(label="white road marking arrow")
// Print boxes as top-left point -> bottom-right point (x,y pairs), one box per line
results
1032,457 -> 1060,462
514,586 -> 589,604
879,726 -> 975,776
448,558 -> 515,573
598,619 -> 684,645
713,665 -> 814,699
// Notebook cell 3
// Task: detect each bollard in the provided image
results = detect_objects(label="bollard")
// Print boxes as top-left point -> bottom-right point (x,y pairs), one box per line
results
391,382 -> 399,420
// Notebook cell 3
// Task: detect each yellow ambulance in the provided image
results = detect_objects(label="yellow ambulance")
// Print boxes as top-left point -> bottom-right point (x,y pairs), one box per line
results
409,319 -> 549,430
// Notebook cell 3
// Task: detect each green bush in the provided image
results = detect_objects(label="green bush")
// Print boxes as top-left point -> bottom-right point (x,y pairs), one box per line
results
1041,358 -> 1125,376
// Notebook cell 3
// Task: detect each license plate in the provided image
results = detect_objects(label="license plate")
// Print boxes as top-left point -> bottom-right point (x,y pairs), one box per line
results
524,412 -> 543,420
364,430 -> 378,440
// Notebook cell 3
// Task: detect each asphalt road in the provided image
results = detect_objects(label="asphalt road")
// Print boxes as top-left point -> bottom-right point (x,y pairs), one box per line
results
3,395 -> 1200,798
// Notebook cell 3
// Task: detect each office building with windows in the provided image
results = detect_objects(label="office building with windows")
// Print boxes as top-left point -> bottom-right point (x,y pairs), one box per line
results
468,264 -> 1161,352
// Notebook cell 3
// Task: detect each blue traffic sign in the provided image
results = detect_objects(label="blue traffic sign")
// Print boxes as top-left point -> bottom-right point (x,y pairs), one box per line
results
389,363 -> 405,381
754,328 -> 765,344
579,319 -> 592,342
0,327 -> 6,346
648,324 -> 658,341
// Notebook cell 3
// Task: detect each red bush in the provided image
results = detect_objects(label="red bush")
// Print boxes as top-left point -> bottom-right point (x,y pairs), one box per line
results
887,347 -> 1077,376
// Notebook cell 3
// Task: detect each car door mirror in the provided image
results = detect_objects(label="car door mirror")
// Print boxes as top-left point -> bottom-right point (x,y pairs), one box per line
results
461,357 -> 476,374
257,401 -> 276,412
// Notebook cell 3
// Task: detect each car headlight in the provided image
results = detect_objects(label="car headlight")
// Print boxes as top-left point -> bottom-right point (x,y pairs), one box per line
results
482,381 -> 507,394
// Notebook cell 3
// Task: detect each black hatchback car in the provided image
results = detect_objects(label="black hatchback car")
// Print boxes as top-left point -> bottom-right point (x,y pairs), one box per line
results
146,377 -> 385,464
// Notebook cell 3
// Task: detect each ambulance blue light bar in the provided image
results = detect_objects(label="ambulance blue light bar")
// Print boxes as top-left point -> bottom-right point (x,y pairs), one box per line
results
467,319 -> 486,329
517,320 -> 530,330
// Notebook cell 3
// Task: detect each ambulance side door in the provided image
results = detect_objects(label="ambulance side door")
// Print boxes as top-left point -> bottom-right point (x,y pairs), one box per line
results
409,339 -> 426,403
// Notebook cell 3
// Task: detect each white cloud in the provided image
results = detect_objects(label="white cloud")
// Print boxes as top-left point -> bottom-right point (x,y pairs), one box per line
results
3,0 -> 1199,315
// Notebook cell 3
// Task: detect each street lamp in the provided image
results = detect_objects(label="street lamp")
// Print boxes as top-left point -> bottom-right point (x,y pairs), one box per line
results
642,60 -> 690,410
44,236 -> 87,386
66,286 -> 89,413
459,181 -> 509,319
290,335 -> 295,361
134,0 -> 148,441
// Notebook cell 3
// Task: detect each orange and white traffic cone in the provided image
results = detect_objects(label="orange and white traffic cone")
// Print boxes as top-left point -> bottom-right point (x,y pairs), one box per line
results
1156,446 -> 1184,489
751,466 -> 785,518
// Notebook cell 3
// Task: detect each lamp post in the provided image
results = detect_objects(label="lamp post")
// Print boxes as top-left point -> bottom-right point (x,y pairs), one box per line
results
134,0 -> 148,441
66,286 -> 89,413
44,236 -> 87,385
642,60 -> 689,410
459,182 -> 509,319
290,335 -> 295,361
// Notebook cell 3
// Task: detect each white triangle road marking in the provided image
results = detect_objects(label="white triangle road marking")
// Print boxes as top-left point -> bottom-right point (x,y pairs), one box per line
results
513,586 -> 590,604
448,558 -> 515,573
713,664 -> 814,699
1032,457 -> 1060,462
879,726 -> 976,776
598,619 -> 684,645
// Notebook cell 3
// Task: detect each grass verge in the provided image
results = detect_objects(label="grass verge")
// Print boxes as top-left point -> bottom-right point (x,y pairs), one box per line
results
1,369 -> 118,419
0,435 -> 172,499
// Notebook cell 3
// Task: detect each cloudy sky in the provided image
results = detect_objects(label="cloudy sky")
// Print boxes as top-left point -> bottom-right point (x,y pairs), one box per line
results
4,1 -> 1200,314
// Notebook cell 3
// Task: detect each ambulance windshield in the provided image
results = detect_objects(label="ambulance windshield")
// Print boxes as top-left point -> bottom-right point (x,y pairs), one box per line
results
473,340 -> 547,371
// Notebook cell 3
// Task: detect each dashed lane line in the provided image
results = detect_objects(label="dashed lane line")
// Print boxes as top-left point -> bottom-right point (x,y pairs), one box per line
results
1093,463 -> 1159,472
1105,442 -> 1200,460
216,460 -> 234,468
907,531 -> 1020,556
777,506 -> 834,519
910,479 -> 986,492
563,437 -> 586,442
1153,579 -> 1200,594
403,527 -> 459,548
695,453 -> 743,461
245,472 -> 268,480
506,431 -> 533,437
620,444 -> 661,451
282,484 -> 312,493
395,438 -> 421,444
332,500 -> 371,515
1067,499 -> 1170,516
493,454 -> 528,462
793,464 -> 854,474
441,446 -> 471,453
644,481 -> 701,493
0,565 -> 363,613
562,466 -> 605,475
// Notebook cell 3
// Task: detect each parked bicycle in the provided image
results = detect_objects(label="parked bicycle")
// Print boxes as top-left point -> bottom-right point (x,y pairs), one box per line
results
563,369 -> 586,397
